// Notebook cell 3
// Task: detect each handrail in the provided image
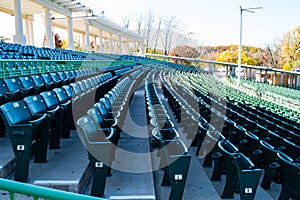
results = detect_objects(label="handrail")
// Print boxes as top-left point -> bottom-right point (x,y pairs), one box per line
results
0,178 -> 105,200
145,53 -> 300,75
0,59 -> 137,79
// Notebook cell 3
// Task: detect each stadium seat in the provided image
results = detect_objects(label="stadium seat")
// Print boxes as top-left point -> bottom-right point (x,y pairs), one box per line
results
76,115 -> 114,197
53,88 -> 72,138
218,140 -> 262,199
39,91 -> 63,149
0,100 -> 48,182
277,152 -> 300,200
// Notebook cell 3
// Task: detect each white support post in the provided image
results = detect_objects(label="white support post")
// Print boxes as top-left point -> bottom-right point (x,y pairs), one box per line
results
85,20 -> 90,52
94,36 -> 97,51
99,30 -> 104,52
110,33 -> 114,54
119,35 -> 123,54
133,42 -> 137,55
126,38 -> 130,54
13,0 -> 26,45
67,17 -> 74,50
29,21 -> 34,45
25,20 -> 30,45
44,8 -> 54,48
82,33 -> 85,50
140,39 -> 145,56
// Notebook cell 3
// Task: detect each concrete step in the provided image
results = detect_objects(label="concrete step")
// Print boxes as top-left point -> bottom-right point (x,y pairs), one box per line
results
0,136 -> 15,178
195,147 -> 277,200
7,131 -> 90,193
92,85 -> 156,199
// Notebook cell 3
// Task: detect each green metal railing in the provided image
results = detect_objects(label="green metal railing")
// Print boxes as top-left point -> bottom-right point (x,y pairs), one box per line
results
146,53 -> 300,90
0,59 -> 138,79
0,178 -> 105,200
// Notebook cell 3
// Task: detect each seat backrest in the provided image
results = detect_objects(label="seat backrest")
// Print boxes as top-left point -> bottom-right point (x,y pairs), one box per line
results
77,81 -> 87,92
70,83 -> 82,96
100,98 -> 112,113
0,79 -> 9,95
0,100 -> 31,125
18,76 -> 35,90
62,85 -> 74,99
260,140 -> 277,165
40,91 -> 59,109
87,107 -> 106,130
53,88 -> 69,103
218,140 -> 239,185
277,152 -> 300,197
41,73 -> 54,85
50,72 -> 62,84
83,79 -> 92,89
283,139 -> 300,160
31,74 -> 45,87
76,115 -> 106,142
94,102 -> 110,119
23,95 -> 47,117
4,78 -> 22,92
57,71 -> 68,82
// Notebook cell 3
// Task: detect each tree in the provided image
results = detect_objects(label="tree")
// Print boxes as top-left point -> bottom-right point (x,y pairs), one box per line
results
54,33 -> 62,48
161,16 -> 180,55
122,16 -> 130,29
153,13 -> 162,54
144,11 -> 155,53
135,13 -> 144,35
169,45 -> 200,65
279,26 -> 300,70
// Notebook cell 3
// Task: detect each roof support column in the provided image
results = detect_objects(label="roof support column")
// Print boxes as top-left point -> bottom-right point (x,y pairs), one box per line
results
109,33 -> 114,54
67,17 -> 74,50
119,35 -> 123,54
25,20 -> 31,45
44,8 -> 54,48
133,42 -> 137,55
85,20 -> 90,51
93,36 -> 97,51
126,39 -> 130,54
13,0 -> 26,45
29,20 -> 34,45
99,30 -> 104,53
140,39 -> 145,56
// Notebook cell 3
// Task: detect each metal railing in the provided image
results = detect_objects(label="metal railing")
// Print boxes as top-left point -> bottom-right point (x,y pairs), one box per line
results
0,178 -> 105,200
146,53 -> 300,90
0,59 -> 137,79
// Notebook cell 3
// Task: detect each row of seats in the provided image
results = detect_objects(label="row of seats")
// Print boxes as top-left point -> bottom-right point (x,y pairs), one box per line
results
159,71 -> 261,199
0,42 -> 87,60
0,68 -> 119,182
76,68 -> 149,197
162,68 -> 300,199
0,68 -> 118,137
144,71 -> 191,200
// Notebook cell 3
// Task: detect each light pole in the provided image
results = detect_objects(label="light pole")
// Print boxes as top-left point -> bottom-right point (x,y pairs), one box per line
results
237,6 -> 263,86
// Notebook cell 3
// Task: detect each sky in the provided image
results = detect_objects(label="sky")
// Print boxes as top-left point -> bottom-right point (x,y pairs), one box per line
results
79,0 -> 300,47
0,0 -> 299,48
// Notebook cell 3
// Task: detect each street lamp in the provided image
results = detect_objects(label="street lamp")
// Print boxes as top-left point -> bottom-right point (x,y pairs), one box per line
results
237,6 -> 263,86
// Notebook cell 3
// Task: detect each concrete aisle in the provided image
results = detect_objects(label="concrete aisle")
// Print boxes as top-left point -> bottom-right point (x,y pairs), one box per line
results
103,85 -> 156,200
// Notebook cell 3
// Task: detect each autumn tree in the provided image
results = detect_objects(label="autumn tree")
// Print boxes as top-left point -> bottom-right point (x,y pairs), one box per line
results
169,45 -> 200,64
54,33 -> 62,48
280,26 -> 300,70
